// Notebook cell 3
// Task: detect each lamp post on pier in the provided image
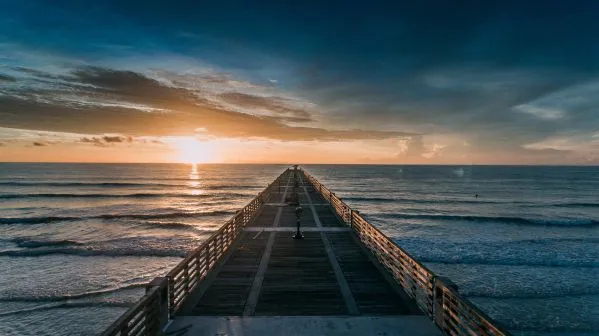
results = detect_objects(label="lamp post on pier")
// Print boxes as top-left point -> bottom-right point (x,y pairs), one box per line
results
293,205 -> 304,239
291,165 -> 303,239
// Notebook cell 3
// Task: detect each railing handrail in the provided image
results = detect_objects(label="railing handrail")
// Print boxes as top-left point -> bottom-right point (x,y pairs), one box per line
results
101,168 -> 291,336
166,193 -> 261,278
300,168 -> 512,336
102,288 -> 159,336
353,209 -> 433,275
102,166 -> 510,336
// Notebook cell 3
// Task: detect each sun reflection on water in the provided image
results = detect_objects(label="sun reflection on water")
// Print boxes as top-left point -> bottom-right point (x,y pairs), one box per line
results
188,163 -> 205,194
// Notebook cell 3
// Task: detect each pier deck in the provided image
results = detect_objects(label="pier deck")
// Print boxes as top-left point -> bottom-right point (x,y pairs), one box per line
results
167,172 -> 439,335
102,167 -> 510,336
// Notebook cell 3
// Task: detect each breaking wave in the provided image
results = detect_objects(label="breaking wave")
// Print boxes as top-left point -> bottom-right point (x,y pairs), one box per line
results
0,210 -> 235,225
419,256 -> 599,268
11,238 -> 84,248
0,246 -> 188,258
0,283 -> 146,303
0,181 -> 262,190
0,301 -> 133,316
345,196 -> 599,208
0,235 -> 201,258
344,196 -> 507,204
376,213 -> 599,227
0,192 -> 254,199
0,182 -> 176,187
464,288 -> 599,299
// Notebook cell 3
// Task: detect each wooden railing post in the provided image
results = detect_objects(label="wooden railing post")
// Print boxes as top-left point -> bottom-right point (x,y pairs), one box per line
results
145,277 -> 169,333
103,167 -> 512,336
433,276 -> 459,333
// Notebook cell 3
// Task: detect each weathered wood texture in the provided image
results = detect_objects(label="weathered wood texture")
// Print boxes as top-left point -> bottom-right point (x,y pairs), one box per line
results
190,232 -> 268,315
301,169 -> 511,336
101,167 -> 511,336
325,232 -> 417,315
255,232 -> 347,315
181,171 -> 416,317
101,278 -> 169,336
101,170 -> 292,336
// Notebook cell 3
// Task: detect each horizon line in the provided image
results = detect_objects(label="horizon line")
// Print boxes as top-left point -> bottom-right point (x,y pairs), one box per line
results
1,161 -> 598,167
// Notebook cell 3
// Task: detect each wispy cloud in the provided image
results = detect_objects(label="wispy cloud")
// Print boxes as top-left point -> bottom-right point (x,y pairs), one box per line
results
0,74 -> 17,82
2,0 -> 599,163
514,104 -> 565,120
79,134 -> 134,147
523,132 -> 599,163
0,66 -> 415,141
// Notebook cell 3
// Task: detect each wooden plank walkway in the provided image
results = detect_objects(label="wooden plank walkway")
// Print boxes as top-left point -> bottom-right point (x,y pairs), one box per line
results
101,167 -> 509,336
176,172 -> 422,318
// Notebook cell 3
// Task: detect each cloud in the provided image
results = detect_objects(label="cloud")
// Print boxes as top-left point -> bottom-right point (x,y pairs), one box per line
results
219,92 -> 313,122
79,137 -> 105,147
102,135 -> 133,143
514,104 -> 565,120
522,133 -> 599,163
396,135 -> 449,159
32,141 -> 47,146
0,66 -> 415,141
79,134 -> 134,147
523,137 -> 584,152
396,136 -> 425,157
0,74 -> 17,82
9,67 -> 53,78
421,143 -> 447,159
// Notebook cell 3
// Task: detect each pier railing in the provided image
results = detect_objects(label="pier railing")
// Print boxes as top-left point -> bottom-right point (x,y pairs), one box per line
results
102,167 -> 509,336
301,168 -> 511,336
101,169 -> 291,336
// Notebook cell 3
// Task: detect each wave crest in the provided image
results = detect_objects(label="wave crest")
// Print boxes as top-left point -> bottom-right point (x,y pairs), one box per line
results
0,210 -> 235,225
0,246 -> 187,258
0,283 -> 146,303
376,213 -> 599,227
11,238 -> 83,248
0,192 -> 253,199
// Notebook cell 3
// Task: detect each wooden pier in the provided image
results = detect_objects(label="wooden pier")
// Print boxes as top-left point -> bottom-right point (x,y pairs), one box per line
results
101,167 -> 511,336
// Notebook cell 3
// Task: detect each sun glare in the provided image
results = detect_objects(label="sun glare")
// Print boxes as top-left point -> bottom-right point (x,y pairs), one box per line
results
173,137 -> 215,164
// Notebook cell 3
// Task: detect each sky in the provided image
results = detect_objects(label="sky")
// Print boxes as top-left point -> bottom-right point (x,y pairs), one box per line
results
1,1 -> 599,164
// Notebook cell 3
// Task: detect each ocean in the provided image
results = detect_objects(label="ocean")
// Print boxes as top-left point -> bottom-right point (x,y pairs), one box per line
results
0,163 -> 597,336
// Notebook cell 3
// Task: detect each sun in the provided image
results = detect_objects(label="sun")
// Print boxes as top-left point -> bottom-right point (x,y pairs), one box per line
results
172,137 -> 215,164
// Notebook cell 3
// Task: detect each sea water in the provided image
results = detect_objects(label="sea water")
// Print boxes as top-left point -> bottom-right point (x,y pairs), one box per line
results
0,164 -> 597,335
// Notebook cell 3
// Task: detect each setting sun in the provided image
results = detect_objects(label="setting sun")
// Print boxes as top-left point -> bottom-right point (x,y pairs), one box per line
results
172,137 -> 215,164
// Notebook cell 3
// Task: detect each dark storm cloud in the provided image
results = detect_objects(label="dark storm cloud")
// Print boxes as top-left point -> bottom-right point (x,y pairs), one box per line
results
0,66 -> 414,140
